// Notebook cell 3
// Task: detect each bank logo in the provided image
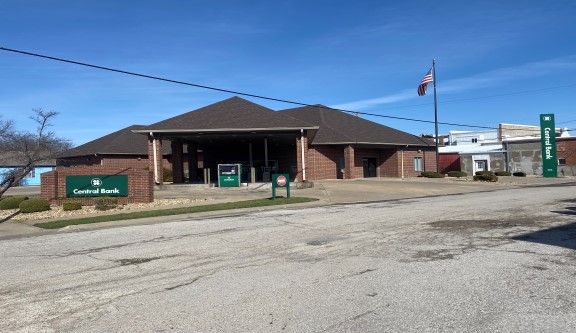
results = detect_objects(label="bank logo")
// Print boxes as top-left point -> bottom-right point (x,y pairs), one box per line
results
91,178 -> 103,187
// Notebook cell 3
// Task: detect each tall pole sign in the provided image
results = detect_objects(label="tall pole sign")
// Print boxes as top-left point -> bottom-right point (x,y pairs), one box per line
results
540,114 -> 557,177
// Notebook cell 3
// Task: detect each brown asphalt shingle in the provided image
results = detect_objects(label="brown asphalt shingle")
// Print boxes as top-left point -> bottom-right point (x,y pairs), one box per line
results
280,105 -> 434,146
58,125 -> 161,157
143,96 -> 314,131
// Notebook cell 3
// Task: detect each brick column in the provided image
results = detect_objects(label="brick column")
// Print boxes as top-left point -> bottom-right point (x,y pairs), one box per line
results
344,145 -> 355,179
187,144 -> 198,182
40,170 -> 58,200
171,140 -> 184,183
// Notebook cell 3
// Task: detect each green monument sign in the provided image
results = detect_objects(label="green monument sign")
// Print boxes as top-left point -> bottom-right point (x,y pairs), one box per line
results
540,114 -> 557,178
66,175 -> 128,197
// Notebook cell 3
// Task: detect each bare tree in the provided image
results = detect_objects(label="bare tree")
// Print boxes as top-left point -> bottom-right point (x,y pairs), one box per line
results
0,109 -> 71,198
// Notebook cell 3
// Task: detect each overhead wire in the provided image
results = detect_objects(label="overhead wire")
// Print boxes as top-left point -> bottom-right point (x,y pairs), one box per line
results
1,46 -> 573,132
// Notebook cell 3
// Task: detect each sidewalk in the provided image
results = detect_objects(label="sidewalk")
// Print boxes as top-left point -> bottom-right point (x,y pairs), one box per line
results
1,176 -> 575,239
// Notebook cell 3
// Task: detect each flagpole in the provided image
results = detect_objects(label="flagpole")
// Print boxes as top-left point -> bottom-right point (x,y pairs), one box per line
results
432,59 -> 439,174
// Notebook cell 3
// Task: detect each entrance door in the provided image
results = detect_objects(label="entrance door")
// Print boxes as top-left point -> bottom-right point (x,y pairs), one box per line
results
475,160 -> 487,172
363,158 -> 377,177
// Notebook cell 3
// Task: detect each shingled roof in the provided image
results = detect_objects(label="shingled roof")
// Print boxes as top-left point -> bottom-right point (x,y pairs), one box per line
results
59,125 -> 168,158
280,105 -> 433,146
0,152 -> 55,167
141,96 -> 315,132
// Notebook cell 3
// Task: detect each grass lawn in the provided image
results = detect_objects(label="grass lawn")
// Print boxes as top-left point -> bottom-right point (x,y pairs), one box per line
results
34,197 -> 318,229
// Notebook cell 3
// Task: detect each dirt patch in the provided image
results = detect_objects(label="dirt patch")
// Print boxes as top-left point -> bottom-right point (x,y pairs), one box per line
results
307,239 -> 330,246
116,257 -> 162,266
428,218 -> 539,231
412,249 -> 456,261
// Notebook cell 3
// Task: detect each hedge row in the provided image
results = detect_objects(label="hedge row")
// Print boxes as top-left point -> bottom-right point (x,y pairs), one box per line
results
447,171 -> 467,178
95,197 -> 119,211
19,199 -> 51,213
474,171 -> 498,182
420,171 -> 445,178
0,196 -> 29,210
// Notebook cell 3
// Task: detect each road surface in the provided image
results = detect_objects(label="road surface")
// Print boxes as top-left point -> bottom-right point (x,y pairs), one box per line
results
1,184 -> 576,332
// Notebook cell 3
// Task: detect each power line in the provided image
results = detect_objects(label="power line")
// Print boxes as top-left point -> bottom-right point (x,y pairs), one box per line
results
0,46 -> 572,132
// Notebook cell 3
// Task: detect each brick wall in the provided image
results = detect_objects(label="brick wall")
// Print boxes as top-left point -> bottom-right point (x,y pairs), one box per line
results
379,150 -> 399,177
557,139 -> 576,165
100,155 -> 150,169
558,138 -> 576,176
308,146 -> 343,180
41,165 -> 153,205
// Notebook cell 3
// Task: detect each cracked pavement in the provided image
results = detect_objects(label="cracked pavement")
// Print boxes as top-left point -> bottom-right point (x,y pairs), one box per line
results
1,184 -> 576,332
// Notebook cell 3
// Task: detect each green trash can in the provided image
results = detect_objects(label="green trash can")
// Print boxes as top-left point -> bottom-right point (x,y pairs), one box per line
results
218,164 -> 241,187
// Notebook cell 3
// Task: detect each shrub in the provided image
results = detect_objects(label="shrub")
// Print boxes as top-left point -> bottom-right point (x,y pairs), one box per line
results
63,201 -> 82,211
513,171 -> 527,177
0,196 -> 29,210
495,171 -> 512,176
475,171 -> 494,176
95,197 -> 118,211
447,171 -> 467,178
163,168 -> 173,182
473,174 -> 498,182
420,171 -> 445,178
19,198 -> 51,213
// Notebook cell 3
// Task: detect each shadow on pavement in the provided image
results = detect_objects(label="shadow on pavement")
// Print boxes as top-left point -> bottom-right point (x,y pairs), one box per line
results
512,207 -> 576,250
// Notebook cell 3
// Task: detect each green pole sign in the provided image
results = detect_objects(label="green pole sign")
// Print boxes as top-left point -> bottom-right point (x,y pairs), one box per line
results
272,174 -> 290,199
66,175 -> 129,197
540,114 -> 557,178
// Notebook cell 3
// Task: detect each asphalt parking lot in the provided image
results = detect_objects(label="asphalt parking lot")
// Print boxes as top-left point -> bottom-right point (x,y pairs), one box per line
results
1,176 -> 575,239
1,179 -> 575,332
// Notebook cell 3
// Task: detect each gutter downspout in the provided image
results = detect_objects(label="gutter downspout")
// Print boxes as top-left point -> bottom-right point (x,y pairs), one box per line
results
401,149 -> 405,179
300,129 -> 306,182
151,132 -> 159,184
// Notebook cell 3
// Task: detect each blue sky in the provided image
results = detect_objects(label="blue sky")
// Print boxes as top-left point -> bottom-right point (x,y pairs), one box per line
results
1,1 -> 575,146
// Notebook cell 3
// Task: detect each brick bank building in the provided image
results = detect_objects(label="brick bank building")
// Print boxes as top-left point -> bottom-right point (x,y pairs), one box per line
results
134,97 -> 436,184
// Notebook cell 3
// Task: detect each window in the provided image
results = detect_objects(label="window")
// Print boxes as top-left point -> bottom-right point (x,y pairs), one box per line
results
471,138 -> 478,143
558,158 -> 567,166
25,169 -> 35,178
414,157 -> 423,171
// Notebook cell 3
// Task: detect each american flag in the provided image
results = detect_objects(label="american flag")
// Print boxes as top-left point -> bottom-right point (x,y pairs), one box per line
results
417,68 -> 433,96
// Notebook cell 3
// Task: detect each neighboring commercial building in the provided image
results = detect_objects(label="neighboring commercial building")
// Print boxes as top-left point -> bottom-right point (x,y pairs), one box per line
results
507,137 -> 576,176
439,123 -> 573,176
0,152 -> 55,186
